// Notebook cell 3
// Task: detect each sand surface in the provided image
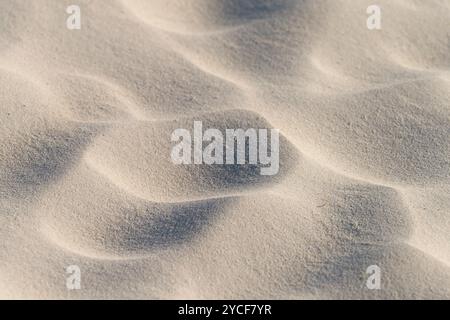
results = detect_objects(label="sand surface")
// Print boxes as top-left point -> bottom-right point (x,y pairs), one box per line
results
0,0 -> 449,299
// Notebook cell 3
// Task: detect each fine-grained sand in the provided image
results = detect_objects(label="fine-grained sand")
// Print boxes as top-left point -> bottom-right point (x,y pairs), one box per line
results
0,0 -> 449,299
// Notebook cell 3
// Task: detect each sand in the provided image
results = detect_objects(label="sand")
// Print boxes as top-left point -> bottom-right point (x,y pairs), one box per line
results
0,0 -> 449,299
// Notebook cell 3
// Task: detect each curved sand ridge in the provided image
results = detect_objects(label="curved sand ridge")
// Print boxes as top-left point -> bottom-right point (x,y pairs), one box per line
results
0,0 -> 449,298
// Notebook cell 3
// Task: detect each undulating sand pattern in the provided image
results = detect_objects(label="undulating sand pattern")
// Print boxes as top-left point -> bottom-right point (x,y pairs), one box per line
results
0,0 -> 449,299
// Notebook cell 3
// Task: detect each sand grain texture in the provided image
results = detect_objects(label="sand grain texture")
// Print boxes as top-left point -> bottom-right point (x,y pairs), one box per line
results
0,0 -> 449,299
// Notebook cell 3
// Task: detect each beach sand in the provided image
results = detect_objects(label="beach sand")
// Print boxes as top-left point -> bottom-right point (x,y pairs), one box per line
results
0,0 -> 449,299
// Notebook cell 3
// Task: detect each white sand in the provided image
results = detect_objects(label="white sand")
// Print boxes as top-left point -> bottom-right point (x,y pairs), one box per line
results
0,0 -> 449,299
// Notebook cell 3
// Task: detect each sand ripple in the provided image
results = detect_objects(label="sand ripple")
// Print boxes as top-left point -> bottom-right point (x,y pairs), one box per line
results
0,0 -> 449,299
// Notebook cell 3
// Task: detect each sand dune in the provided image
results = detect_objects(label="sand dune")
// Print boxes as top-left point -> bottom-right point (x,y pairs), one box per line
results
0,0 -> 449,299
